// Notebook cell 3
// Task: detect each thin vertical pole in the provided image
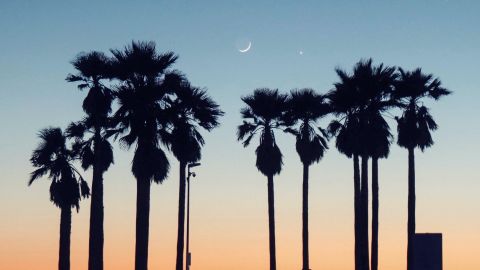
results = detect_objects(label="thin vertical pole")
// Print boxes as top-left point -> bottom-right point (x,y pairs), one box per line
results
186,170 -> 191,270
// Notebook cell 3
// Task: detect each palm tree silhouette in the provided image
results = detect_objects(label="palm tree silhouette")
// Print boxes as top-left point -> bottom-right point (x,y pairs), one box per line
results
328,68 -> 363,270
66,51 -> 114,270
365,110 -> 393,270
163,79 -> 223,270
330,59 -> 397,270
108,41 -> 180,270
284,89 -> 330,270
29,127 -> 90,270
237,88 -> 289,270
393,68 -> 451,270
351,59 -> 397,270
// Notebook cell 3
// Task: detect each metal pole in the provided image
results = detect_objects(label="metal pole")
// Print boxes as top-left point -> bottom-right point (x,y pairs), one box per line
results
186,168 -> 191,270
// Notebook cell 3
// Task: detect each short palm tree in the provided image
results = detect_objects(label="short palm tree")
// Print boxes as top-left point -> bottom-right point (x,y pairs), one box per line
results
29,127 -> 90,270
328,68 -> 363,270
66,51 -> 114,270
163,80 -> 223,270
237,88 -> 289,270
284,89 -> 330,270
393,68 -> 451,270
109,41 -> 179,270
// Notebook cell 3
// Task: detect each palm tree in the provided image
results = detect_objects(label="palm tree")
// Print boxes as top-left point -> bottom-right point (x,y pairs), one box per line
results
108,41 -> 180,270
162,80 -> 223,270
66,51 -> 114,270
352,59 -> 397,270
29,127 -> 90,270
328,68 -> 363,270
237,88 -> 289,270
284,89 -> 330,270
393,68 -> 451,270
365,111 -> 393,270
330,59 -> 397,270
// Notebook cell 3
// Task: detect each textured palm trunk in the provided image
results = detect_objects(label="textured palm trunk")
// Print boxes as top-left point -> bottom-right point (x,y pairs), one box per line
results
267,175 -> 277,270
371,157 -> 379,270
407,147 -> 415,270
302,163 -> 310,270
135,178 -> 151,270
360,155 -> 370,270
175,162 -> 187,270
88,129 -> 104,270
354,154 -> 360,270
59,206 -> 72,270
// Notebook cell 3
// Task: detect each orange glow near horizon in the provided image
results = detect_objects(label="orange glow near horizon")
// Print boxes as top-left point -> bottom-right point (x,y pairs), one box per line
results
2,147 -> 479,270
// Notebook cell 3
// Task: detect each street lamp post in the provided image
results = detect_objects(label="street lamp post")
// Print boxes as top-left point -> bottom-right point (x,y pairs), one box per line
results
186,162 -> 200,270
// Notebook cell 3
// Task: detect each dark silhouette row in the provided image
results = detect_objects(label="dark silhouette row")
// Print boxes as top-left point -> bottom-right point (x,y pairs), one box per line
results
30,41 -> 224,270
237,60 -> 450,270
29,41 -> 449,270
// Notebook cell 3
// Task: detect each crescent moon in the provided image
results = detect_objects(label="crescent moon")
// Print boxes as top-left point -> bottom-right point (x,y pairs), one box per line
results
239,41 -> 252,53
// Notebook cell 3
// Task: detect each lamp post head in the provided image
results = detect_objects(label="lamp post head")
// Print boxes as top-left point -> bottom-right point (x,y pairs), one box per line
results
188,162 -> 201,168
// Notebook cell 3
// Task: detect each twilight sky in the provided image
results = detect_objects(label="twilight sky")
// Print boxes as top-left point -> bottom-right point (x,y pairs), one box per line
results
0,1 -> 479,269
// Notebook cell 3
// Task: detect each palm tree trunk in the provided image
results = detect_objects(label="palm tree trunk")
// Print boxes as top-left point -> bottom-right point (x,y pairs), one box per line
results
302,163 -> 310,270
407,147 -> 416,270
89,129 -> 104,270
360,155 -> 370,270
267,175 -> 277,270
135,178 -> 151,270
371,157 -> 379,270
354,154 -> 360,270
175,161 -> 187,270
59,206 -> 72,270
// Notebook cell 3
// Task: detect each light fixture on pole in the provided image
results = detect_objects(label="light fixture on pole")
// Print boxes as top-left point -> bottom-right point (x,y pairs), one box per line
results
186,162 -> 200,270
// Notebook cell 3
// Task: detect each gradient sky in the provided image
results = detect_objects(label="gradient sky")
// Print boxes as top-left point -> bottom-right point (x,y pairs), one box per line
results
1,1 -> 479,269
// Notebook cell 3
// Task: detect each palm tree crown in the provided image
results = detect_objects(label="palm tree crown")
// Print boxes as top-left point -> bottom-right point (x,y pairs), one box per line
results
65,51 -> 115,172
109,41 -> 181,182
355,59 -> 397,158
328,59 -> 397,157
30,127 -> 90,210
394,68 -> 451,151
164,79 -> 224,162
327,68 -> 362,158
237,88 -> 289,176
66,51 -> 113,118
284,88 -> 330,166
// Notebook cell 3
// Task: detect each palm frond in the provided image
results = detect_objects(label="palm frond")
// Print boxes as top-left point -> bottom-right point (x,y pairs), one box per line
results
29,167 -> 49,185
65,121 -> 87,139
237,121 -> 258,141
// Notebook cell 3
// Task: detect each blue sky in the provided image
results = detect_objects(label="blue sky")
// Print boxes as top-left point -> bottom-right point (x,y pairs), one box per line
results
1,0 -> 478,174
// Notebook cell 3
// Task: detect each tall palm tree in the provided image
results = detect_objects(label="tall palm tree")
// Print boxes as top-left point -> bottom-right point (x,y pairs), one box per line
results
284,89 -> 330,270
365,112 -> 393,270
237,88 -> 289,270
163,80 -> 223,270
393,68 -> 451,270
330,59 -> 397,270
66,51 -> 114,270
108,41 -> 180,270
351,59 -> 397,270
328,68 -> 363,270
29,127 -> 90,270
